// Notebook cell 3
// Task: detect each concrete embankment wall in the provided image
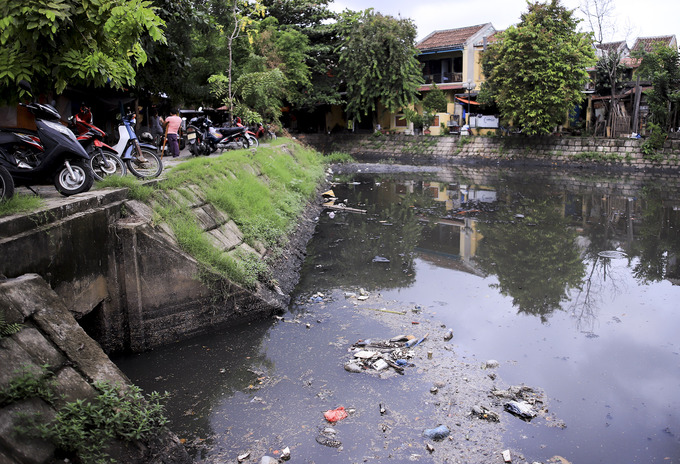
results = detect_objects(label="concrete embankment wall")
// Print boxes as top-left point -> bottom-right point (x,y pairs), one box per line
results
298,133 -> 680,171
0,188 -> 287,355
0,146 -> 320,355
0,274 -> 191,464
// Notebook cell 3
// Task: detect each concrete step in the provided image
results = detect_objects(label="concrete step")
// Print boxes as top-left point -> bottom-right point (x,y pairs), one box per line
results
0,188 -> 129,240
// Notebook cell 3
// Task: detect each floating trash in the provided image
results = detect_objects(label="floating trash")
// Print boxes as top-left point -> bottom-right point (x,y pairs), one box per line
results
598,250 -> 627,259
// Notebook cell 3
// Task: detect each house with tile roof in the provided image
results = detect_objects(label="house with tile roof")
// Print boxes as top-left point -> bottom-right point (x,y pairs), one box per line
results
387,23 -> 497,135
587,35 -> 677,136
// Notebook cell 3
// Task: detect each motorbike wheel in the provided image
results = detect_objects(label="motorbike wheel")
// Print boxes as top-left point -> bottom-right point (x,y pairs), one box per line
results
90,149 -> 127,181
198,142 -> 211,156
54,160 -> 95,196
246,133 -> 259,148
0,165 -> 15,201
126,148 -> 163,179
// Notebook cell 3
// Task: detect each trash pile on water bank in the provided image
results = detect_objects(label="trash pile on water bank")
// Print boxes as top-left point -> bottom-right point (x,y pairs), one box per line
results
240,289 -> 567,464
343,333 -> 430,375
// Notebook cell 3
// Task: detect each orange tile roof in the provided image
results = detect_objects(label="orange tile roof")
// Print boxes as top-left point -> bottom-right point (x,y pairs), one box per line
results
631,36 -> 676,53
417,24 -> 489,51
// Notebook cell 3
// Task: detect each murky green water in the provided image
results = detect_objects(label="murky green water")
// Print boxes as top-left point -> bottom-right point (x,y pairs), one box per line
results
116,164 -> 680,463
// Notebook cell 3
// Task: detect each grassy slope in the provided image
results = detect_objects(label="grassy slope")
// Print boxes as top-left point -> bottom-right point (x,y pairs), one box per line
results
101,138 -> 328,288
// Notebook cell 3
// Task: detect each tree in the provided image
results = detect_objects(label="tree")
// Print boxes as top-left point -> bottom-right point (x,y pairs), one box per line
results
260,0 -> 342,109
480,0 -> 595,135
474,196 -> 585,321
136,0 -> 202,104
335,9 -> 423,124
581,0 -> 629,136
0,0 -> 165,100
422,84 -> 448,114
635,44 -> 680,132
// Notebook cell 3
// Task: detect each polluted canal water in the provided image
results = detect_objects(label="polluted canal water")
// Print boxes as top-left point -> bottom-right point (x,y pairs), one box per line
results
115,164 -> 680,463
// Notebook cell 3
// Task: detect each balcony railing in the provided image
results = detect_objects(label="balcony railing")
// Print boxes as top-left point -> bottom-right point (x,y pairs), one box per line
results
424,72 -> 463,85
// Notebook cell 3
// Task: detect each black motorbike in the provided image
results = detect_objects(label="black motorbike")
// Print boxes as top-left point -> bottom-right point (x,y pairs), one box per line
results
0,165 -> 14,200
0,82 -> 94,196
186,116 -> 250,156
186,115 -> 212,157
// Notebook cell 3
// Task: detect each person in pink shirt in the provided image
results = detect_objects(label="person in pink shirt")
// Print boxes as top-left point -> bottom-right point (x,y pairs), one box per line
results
164,109 -> 182,158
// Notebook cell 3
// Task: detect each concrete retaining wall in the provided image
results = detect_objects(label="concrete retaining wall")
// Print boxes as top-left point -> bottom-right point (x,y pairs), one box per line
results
0,182 -> 307,355
298,133 -> 680,171
0,274 -> 191,464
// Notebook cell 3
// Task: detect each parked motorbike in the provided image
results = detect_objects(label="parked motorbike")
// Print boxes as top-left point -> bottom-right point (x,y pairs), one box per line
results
185,116 -> 212,157
69,106 -> 127,181
232,117 -> 259,148
0,81 -> 94,196
109,104 -> 163,179
0,165 -> 14,200
187,116 -> 250,155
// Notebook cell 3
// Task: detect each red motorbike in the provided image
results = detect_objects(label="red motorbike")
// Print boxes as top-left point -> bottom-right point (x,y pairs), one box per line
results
69,105 -> 126,180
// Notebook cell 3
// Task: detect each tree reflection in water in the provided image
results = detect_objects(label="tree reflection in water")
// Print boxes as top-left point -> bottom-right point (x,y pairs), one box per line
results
630,186 -> 680,283
474,196 -> 586,322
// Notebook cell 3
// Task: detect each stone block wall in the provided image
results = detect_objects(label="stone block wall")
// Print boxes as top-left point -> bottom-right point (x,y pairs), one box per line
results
298,133 -> 680,171
0,274 -> 191,464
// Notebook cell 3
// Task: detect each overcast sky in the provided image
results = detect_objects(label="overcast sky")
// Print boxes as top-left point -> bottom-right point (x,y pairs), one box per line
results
329,0 -> 678,44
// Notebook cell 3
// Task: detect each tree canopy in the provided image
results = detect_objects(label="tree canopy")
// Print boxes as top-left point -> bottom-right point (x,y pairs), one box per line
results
0,0 -> 166,100
335,9 -> 423,123
480,0 -> 595,135
635,44 -> 680,131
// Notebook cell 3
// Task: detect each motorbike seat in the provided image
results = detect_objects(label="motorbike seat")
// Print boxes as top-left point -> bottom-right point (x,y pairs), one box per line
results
216,127 -> 244,136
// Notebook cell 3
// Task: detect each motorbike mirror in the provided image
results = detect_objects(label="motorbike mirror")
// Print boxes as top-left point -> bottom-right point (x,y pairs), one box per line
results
18,80 -> 32,92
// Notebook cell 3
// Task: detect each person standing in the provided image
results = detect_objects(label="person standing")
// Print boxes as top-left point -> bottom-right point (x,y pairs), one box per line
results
164,109 -> 182,158
150,108 -> 164,147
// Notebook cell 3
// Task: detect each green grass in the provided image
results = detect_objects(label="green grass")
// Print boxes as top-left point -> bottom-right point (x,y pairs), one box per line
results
0,194 -> 44,217
570,151 -> 623,163
95,176 -> 155,201
150,139 -> 325,288
324,151 -> 354,163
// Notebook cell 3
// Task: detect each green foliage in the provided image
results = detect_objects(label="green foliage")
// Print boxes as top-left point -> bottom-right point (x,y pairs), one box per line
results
324,151 -> 354,163
234,68 -> 287,123
155,202 -> 254,286
570,150 -> 623,162
422,83 -> 448,113
95,176 -> 155,202
135,0 -> 200,103
401,108 -> 424,129
336,9 -> 424,122
0,310 -> 22,339
0,364 -> 55,406
480,0 -> 595,135
260,0 -> 341,109
475,196 -> 585,320
32,381 -> 168,464
0,0 -> 166,99
0,194 -> 44,217
641,122 -> 668,158
634,44 -> 680,131
150,140 -> 325,288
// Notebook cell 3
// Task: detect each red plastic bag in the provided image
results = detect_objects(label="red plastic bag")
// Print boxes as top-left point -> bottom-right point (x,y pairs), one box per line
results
324,406 -> 348,423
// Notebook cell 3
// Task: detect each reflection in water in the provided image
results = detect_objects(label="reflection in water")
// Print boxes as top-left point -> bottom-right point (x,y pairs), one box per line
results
474,196 -> 586,321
